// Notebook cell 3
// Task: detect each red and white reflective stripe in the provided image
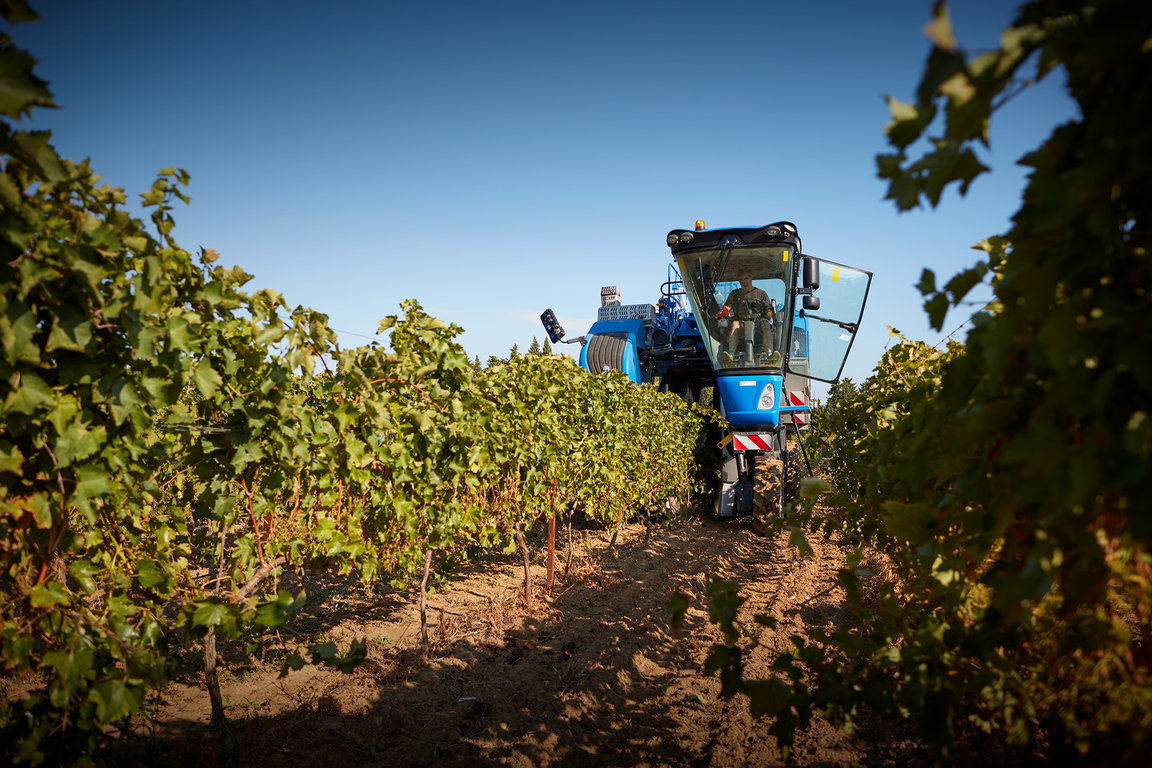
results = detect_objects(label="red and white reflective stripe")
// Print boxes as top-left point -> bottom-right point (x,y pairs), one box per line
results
790,390 -> 809,424
733,433 -> 773,451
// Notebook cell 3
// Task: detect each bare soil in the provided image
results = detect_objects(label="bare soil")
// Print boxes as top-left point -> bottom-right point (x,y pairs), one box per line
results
118,509 -> 950,767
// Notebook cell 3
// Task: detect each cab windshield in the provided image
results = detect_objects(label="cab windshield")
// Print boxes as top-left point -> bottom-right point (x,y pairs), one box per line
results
676,245 -> 795,371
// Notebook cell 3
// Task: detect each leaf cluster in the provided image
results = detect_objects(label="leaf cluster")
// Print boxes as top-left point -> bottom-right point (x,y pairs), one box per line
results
0,16 -> 716,763
697,0 -> 1152,759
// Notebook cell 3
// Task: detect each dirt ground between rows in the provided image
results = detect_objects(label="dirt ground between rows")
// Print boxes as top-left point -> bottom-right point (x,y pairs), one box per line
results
119,510 -> 976,767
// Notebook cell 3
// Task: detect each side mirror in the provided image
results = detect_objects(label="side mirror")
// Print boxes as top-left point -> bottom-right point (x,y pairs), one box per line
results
802,295 -> 820,311
540,309 -> 565,343
802,255 -> 820,290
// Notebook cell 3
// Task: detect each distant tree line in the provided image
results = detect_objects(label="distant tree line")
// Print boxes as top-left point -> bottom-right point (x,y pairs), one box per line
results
479,335 -> 554,369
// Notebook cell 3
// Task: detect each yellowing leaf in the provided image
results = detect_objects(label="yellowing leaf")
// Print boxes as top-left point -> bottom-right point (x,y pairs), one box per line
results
192,361 -> 223,398
922,3 -> 957,51
939,72 -> 976,105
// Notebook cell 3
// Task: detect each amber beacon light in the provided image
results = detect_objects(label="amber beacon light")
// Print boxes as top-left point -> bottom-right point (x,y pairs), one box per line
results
694,219 -> 706,231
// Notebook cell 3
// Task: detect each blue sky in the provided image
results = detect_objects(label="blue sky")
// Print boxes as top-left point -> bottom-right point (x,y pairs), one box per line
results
9,1 -> 1076,393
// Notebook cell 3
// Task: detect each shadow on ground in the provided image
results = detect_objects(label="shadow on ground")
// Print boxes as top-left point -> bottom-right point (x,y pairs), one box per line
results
112,515 -> 1001,768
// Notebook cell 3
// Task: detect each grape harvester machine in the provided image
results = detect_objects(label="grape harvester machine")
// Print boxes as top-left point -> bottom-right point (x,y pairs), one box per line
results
541,220 -> 871,523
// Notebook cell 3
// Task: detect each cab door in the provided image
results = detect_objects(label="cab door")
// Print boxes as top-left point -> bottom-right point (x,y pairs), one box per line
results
786,258 -> 872,383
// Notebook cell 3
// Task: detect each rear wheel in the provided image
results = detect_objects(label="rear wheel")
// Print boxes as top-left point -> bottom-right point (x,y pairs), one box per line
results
750,453 -> 783,536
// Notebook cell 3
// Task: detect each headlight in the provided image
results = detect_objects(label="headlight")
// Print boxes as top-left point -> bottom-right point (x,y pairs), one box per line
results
757,382 -> 775,410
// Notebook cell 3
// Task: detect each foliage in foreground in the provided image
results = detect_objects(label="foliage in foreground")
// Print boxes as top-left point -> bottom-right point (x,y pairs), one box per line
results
0,8 -> 713,764
693,0 -> 1152,761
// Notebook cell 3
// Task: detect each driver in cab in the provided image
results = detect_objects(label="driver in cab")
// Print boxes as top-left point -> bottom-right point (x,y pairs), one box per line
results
717,269 -> 776,366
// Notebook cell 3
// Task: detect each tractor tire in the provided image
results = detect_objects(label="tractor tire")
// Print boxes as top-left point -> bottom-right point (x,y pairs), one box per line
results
586,333 -> 628,374
750,453 -> 783,536
782,444 -> 802,508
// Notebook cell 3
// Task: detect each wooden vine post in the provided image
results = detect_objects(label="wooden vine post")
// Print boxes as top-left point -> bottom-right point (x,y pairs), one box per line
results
419,548 -> 433,648
514,523 -> 532,608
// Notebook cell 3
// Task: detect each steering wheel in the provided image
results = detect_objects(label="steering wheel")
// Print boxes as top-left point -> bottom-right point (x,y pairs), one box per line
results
744,298 -> 768,318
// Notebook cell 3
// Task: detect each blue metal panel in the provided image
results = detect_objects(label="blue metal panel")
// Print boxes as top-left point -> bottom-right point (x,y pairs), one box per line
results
579,319 -> 644,383
716,374 -> 781,430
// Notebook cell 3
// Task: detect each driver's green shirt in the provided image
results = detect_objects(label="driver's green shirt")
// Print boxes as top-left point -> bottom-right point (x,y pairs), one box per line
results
723,286 -> 773,320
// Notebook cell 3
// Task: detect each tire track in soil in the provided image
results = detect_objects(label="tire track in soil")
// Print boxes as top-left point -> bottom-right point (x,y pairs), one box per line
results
125,509 -> 920,767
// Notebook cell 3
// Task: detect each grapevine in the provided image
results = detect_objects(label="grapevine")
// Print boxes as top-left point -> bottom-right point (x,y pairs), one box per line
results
692,0 -> 1152,760
0,11 -> 713,763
